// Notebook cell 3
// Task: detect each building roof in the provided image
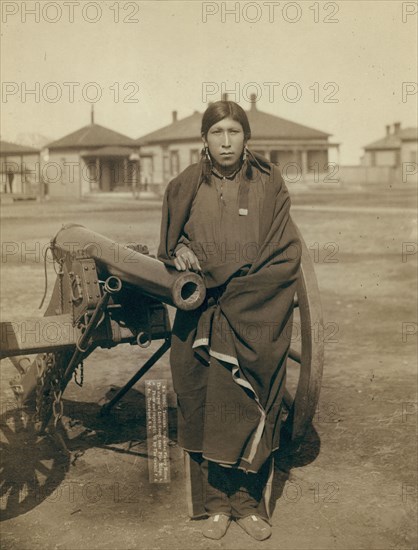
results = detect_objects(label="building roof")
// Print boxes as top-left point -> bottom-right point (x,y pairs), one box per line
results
136,106 -> 330,145
364,127 -> 417,151
136,112 -> 202,145
247,107 -> 330,140
47,123 -> 137,150
0,140 -> 39,156
81,145 -> 137,158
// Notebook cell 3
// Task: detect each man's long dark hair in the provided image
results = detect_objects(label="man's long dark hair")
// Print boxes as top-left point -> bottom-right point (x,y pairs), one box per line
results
201,100 -> 251,140
200,100 -> 254,182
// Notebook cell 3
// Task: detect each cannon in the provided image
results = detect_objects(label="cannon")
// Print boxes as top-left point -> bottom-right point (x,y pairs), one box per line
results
1,223 -> 323,443
1,224 -> 206,434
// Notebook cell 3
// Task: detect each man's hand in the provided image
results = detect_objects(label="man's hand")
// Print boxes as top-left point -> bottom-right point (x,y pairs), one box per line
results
174,246 -> 202,272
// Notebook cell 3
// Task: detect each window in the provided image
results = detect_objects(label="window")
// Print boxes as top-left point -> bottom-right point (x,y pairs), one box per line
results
170,150 -> 180,176
163,155 -> 170,176
370,151 -> 376,167
190,149 -> 200,164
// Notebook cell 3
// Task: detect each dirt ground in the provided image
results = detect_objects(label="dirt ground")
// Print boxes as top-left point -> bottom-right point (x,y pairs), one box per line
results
0,184 -> 417,550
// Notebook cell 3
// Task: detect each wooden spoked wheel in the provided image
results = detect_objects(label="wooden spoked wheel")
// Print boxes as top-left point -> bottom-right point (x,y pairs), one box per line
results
282,231 -> 324,443
0,406 -> 70,521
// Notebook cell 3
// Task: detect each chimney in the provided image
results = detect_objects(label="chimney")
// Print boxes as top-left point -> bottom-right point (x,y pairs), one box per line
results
393,122 -> 401,134
385,125 -> 391,136
222,93 -> 228,101
172,110 -> 178,123
91,104 -> 95,124
250,93 -> 257,111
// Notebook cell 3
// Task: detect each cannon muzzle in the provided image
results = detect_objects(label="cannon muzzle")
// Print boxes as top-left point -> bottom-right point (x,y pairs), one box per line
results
51,224 -> 205,311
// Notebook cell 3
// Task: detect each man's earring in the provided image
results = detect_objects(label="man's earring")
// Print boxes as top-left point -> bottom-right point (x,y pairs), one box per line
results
243,145 -> 248,161
204,145 -> 211,161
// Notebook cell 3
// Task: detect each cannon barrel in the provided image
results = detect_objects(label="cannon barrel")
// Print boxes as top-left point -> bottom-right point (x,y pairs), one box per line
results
51,224 -> 206,311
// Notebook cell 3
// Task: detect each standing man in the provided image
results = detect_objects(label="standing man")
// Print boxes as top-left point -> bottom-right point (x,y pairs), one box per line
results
158,100 -> 301,541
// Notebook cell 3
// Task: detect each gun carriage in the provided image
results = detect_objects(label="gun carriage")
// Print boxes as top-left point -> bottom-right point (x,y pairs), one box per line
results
1,222 -> 323,450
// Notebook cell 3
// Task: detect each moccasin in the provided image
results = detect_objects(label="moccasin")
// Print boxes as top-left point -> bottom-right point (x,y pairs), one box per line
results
202,513 -> 231,539
236,514 -> 272,540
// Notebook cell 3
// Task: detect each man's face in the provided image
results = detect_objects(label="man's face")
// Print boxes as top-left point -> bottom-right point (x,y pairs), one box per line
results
204,117 -> 245,169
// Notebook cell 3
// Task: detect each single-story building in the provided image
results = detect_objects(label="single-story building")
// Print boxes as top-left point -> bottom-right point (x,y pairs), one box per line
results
45,112 -> 139,198
362,123 -> 417,168
334,123 -> 418,186
137,95 -> 338,189
0,140 -> 41,197
358,123 -> 418,184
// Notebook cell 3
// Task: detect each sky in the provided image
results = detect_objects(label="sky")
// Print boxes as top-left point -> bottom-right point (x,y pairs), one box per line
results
1,0 -> 417,164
